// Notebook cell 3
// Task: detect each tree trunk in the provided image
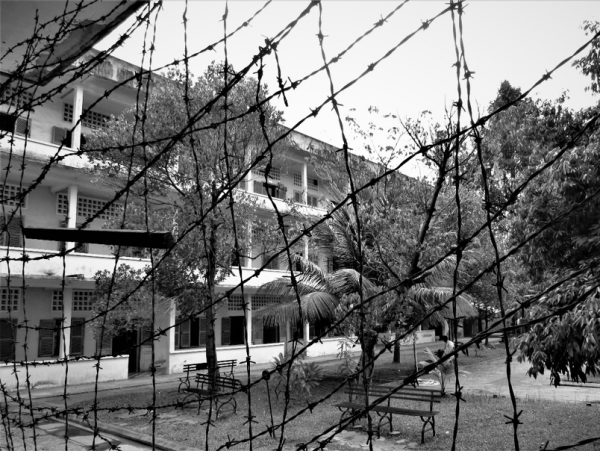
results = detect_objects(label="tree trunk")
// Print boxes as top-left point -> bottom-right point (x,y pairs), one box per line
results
205,194 -> 221,390
357,329 -> 379,385
393,328 -> 401,364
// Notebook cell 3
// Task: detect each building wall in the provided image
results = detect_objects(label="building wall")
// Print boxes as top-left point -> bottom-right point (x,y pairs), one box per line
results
0,356 -> 128,390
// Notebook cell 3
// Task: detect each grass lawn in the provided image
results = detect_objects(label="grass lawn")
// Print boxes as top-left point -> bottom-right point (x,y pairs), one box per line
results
73,346 -> 600,450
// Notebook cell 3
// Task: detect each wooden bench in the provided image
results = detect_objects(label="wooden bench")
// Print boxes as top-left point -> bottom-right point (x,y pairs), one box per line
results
181,373 -> 243,417
178,359 -> 238,392
335,383 -> 442,443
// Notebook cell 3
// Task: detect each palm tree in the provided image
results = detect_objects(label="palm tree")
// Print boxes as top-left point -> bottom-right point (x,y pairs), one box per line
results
256,190 -> 478,380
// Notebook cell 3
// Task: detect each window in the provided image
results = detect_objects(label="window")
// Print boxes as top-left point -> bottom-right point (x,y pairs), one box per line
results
252,295 -> 281,310
253,181 -> 287,200
52,291 -> 63,311
52,126 -> 72,147
38,319 -> 62,358
0,86 -> 33,109
253,167 -> 280,181
228,294 -> 245,311
308,253 -> 319,266
70,318 -> 85,356
56,193 -> 122,220
64,103 -> 109,129
221,317 -> 245,346
307,194 -> 320,208
175,317 -> 207,349
308,178 -> 319,192
72,290 -> 93,311
293,173 -> 302,187
252,319 -> 280,345
1,183 -> 28,208
0,289 -> 20,312
293,191 -> 303,204
0,113 -> 30,137
0,214 -> 23,247
0,319 -> 16,361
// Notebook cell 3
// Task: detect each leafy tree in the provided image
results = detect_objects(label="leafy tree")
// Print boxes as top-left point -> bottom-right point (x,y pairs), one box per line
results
87,62 -> 283,384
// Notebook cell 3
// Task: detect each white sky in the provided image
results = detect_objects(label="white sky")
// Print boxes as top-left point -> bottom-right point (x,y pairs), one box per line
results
96,1 -> 600,177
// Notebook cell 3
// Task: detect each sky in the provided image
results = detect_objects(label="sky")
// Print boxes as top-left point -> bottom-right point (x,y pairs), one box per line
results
96,1 -> 600,177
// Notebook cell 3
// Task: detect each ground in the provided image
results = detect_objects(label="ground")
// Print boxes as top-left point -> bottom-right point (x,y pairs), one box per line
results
2,342 -> 600,450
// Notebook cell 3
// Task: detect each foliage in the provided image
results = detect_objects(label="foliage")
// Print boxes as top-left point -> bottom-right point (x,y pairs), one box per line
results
336,336 -> 359,378
91,264 -> 168,337
87,62 -> 283,381
270,352 -> 323,403
572,20 -> 600,95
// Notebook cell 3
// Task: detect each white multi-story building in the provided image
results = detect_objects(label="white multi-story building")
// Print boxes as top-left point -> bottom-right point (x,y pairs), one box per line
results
0,1 -> 351,388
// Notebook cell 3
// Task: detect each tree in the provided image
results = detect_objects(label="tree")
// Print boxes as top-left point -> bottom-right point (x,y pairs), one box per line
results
87,62 -> 283,384
481,67 -> 600,383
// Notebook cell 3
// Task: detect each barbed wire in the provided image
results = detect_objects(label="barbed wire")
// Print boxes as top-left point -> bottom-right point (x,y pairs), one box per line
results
2,1 -> 600,451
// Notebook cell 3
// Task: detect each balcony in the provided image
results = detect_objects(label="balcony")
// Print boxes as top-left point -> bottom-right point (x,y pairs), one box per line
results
1,246 -> 149,286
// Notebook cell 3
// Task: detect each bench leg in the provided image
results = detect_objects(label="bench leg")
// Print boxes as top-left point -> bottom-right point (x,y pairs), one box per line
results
420,416 -> 435,444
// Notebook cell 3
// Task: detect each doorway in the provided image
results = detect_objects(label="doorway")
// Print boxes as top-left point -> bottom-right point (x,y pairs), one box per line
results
111,329 -> 138,373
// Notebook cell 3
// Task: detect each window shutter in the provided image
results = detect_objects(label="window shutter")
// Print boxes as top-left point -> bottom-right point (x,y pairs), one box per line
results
38,319 -> 57,358
1,215 -> 22,247
221,317 -> 231,346
69,318 -> 85,356
253,181 -> 263,195
294,191 -> 303,204
180,319 -> 191,348
252,318 -> 263,345
199,318 -> 207,346
52,126 -> 71,147
15,118 -> 31,137
309,323 -> 315,340
0,319 -> 16,361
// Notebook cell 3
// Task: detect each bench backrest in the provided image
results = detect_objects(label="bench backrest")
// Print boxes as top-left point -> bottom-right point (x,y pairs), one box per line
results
346,384 -> 442,405
183,360 -> 237,374
183,362 -> 208,373
195,373 -> 241,392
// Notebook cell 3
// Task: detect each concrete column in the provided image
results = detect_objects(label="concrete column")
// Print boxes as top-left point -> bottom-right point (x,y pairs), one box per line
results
66,184 -> 78,250
60,288 -> 73,359
245,294 -> 252,345
302,162 -> 308,204
304,236 -> 309,263
304,321 -> 310,343
71,85 -> 84,150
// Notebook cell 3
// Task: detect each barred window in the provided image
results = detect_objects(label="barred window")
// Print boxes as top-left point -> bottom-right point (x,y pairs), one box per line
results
1,183 -> 27,208
228,294 -> 246,311
63,103 -> 74,122
52,291 -> 63,311
253,167 -> 280,181
73,290 -> 93,311
308,178 -> 319,192
57,193 -> 69,215
0,86 -> 33,109
0,289 -> 20,312
293,173 -> 302,187
252,295 -> 281,310
307,194 -> 320,208
64,103 -> 109,129
57,193 -> 122,220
